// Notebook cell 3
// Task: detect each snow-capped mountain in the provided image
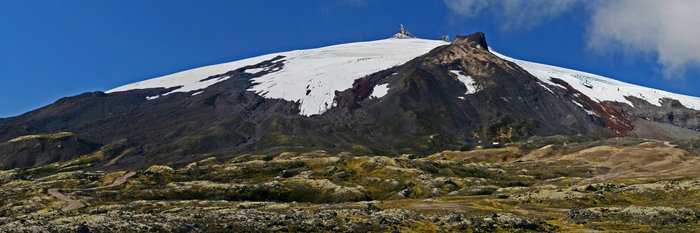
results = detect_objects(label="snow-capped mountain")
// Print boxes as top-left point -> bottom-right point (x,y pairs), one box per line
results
109,31 -> 700,117
2,29 -> 700,170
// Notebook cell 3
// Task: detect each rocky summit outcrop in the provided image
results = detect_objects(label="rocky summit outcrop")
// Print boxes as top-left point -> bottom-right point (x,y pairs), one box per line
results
452,32 -> 489,50
391,24 -> 416,39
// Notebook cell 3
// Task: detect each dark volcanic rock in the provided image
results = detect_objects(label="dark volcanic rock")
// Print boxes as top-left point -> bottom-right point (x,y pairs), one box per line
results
0,133 -> 101,169
452,32 -> 489,50
619,97 -> 700,136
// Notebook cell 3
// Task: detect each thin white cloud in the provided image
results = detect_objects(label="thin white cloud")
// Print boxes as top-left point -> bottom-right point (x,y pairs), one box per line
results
499,0 -> 580,31
442,0 -> 580,31
587,0 -> 700,77
442,0 -> 700,78
442,0 -> 490,18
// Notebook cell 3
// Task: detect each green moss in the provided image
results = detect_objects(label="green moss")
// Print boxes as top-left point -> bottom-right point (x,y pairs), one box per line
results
7,132 -> 75,143
4,137 -> 700,231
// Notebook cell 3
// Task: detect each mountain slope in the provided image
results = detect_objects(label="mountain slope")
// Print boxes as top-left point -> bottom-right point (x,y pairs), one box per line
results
110,39 -> 448,116
491,51 -> 700,137
493,51 -> 700,111
1,31 -> 699,170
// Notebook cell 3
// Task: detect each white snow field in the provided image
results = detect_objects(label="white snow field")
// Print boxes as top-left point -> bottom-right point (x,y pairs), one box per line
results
109,38 -> 447,115
491,50 -> 700,110
109,36 -> 700,116
108,53 -> 284,97
245,39 -> 448,115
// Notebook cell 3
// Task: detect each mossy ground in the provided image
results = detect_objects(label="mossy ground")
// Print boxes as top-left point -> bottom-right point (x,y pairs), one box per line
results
1,137 -> 700,232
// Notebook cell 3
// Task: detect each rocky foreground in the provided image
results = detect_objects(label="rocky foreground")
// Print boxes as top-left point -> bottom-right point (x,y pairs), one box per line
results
2,136 -> 700,232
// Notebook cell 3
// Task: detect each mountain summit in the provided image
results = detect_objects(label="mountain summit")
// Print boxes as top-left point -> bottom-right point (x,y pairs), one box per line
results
452,32 -> 489,50
391,24 -> 416,39
1,31 -> 699,170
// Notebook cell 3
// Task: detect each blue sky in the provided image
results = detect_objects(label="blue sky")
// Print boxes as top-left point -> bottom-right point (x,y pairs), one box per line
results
1,0 -> 698,117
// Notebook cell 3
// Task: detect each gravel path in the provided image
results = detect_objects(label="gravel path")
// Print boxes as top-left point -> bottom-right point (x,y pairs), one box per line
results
48,171 -> 136,212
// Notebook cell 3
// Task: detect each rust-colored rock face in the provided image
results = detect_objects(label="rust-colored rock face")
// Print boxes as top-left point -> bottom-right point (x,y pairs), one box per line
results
549,78 -> 634,136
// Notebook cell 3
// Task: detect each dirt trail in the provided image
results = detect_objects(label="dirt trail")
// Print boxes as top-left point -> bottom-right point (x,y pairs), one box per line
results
48,188 -> 86,212
48,171 -> 136,212
663,141 -> 677,148
109,171 -> 136,187
87,171 -> 137,190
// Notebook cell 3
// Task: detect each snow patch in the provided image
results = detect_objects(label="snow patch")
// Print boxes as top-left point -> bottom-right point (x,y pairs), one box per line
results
244,67 -> 266,74
537,82 -> 555,94
491,50 -> 700,111
584,109 -> 599,117
450,70 -> 479,95
570,100 -> 597,116
371,83 -> 390,99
